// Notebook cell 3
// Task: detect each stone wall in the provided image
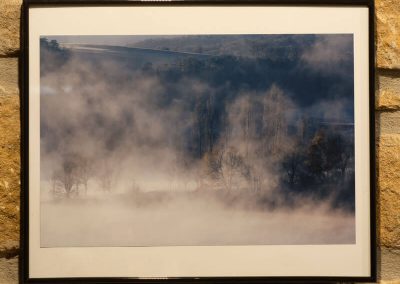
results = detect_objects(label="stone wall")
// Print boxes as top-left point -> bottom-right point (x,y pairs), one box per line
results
0,0 -> 21,283
0,0 -> 399,283
376,0 -> 400,282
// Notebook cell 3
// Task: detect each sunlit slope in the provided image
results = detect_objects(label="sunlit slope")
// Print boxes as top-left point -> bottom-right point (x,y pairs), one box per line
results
62,44 -> 212,68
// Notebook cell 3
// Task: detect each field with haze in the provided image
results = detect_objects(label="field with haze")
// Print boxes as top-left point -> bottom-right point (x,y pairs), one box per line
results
40,34 -> 356,247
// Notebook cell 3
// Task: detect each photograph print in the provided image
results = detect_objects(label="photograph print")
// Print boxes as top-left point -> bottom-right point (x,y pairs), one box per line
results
40,34 -> 355,247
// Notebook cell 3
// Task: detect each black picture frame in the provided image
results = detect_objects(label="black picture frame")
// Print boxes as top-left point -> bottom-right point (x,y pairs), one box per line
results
19,0 -> 377,283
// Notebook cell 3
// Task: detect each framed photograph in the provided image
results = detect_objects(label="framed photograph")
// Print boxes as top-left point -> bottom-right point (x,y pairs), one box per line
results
21,0 -> 376,282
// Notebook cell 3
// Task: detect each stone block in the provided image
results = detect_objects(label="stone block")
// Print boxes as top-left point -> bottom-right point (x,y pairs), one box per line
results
0,58 -> 19,96
377,133 -> 400,248
376,0 -> 400,69
0,0 -> 22,57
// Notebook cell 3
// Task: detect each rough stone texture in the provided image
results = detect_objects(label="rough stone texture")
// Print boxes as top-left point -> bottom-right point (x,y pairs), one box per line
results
377,90 -> 400,111
376,131 -> 400,248
378,111 -> 400,134
0,94 -> 20,249
0,0 -> 21,57
376,0 -> 400,69
380,247 -> 400,282
0,58 -> 19,96
376,75 -> 400,111
0,257 -> 18,284
0,240 -> 18,259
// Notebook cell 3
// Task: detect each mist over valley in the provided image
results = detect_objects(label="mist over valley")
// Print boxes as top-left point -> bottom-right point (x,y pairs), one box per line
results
40,34 -> 356,246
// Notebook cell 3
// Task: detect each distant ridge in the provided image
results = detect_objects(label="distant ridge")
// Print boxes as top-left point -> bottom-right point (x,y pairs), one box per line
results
60,43 -> 214,57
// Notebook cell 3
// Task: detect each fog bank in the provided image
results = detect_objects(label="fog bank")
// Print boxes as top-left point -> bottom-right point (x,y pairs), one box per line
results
41,193 -> 355,247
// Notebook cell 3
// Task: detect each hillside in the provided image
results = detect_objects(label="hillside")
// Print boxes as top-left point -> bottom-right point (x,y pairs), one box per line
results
60,43 -> 213,68
131,34 -> 316,60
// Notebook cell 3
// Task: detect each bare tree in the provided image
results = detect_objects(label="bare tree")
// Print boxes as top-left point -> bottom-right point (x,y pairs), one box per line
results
261,85 -> 292,160
98,160 -> 115,192
282,152 -> 303,186
53,153 -> 80,198
210,147 -> 248,191
50,171 -> 59,195
75,156 -> 93,195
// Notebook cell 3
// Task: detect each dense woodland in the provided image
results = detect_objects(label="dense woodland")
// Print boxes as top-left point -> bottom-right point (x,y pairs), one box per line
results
40,35 -> 355,211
